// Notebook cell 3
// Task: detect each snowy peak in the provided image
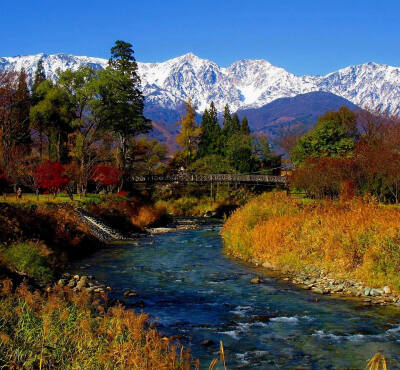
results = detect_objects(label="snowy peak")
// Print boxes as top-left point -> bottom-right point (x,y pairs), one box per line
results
1,52 -> 400,115
0,53 -> 107,83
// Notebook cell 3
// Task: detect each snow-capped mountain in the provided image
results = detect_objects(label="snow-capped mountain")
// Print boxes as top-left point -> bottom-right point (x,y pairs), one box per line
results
1,52 -> 400,115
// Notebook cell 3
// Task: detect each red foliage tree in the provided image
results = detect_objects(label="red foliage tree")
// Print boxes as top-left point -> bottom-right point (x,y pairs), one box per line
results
34,160 -> 69,198
91,165 -> 121,193
291,157 -> 357,199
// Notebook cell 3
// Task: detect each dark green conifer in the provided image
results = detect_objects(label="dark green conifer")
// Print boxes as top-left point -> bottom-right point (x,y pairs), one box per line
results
198,101 -> 221,157
32,58 -> 46,95
14,69 -> 31,146
240,117 -> 250,135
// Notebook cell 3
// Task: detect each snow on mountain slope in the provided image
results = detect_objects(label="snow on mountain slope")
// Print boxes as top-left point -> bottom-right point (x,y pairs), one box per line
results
1,52 -> 400,115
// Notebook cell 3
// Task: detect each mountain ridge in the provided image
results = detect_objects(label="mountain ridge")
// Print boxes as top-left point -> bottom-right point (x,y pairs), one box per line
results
1,52 -> 399,115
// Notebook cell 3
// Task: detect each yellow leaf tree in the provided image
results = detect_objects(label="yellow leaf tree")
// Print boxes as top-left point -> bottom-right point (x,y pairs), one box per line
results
176,99 -> 202,168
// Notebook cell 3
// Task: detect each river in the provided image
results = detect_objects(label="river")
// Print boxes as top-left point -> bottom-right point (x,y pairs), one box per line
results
69,223 -> 400,368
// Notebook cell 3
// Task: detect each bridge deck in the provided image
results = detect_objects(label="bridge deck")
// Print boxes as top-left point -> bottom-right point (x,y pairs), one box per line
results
131,173 -> 287,184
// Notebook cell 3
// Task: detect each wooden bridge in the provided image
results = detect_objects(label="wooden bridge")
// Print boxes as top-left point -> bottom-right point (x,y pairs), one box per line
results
131,173 -> 288,185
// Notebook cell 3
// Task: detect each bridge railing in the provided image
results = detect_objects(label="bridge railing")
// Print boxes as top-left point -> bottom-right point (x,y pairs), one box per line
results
131,173 -> 287,184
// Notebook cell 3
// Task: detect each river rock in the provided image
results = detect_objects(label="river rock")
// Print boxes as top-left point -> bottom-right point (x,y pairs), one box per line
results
250,277 -> 264,284
332,284 -> 344,293
124,290 -> 138,297
364,288 -> 371,296
383,286 -> 392,294
57,279 -> 67,287
262,261 -> 274,269
201,339 -> 215,346
311,287 -> 326,294
370,289 -> 381,297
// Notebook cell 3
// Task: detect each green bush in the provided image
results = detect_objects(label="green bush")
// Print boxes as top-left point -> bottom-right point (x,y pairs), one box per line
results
3,243 -> 53,282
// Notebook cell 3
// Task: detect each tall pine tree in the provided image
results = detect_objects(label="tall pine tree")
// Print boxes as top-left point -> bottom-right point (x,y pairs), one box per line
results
32,59 -> 46,98
30,59 -> 47,158
240,117 -> 250,135
13,69 -> 31,146
95,40 -> 151,184
198,101 -> 221,157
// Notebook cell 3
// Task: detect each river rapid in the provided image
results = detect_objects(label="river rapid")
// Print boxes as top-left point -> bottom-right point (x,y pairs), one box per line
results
69,222 -> 400,369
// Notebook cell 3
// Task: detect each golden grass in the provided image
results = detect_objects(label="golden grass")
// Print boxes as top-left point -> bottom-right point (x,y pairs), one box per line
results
366,353 -> 387,370
0,280 -> 191,369
222,192 -> 400,291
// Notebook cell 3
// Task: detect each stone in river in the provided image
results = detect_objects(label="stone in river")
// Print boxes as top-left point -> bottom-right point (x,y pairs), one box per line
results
201,339 -> 215,346
370,289 -> 381,297
262,261 -> 274,269
124,290 -> 138,297
383,286 -> 392,294
250,277 -> 264,284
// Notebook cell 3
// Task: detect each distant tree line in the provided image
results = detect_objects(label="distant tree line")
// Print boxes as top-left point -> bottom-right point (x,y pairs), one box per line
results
290,106 -> 400,203
173,100 -> 281,175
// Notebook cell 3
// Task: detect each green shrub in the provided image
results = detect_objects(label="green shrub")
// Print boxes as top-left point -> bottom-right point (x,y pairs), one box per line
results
3,243 -> 53,282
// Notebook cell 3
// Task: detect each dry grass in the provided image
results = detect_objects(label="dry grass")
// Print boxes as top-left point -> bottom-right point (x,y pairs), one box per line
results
0,280 -> 191,369
222,192 -> 400,291
366,353 -> 387,370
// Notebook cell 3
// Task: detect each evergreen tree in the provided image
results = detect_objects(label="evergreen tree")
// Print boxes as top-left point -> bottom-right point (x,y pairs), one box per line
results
95,40 -> 151,184
231,113 -> 241,133
240,117 -> 250,135
30,59 -> 46,157
32,59 -> 46,97
13,69 -> 31,146
222,104 -> 232,135
198,101 -> 221,157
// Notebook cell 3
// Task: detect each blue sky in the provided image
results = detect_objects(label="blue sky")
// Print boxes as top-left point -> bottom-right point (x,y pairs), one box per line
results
1,0 -> 399,75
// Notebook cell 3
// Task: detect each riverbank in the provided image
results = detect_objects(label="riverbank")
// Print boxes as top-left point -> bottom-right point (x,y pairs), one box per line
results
0,197 -> 195,369
222,192 -> 400,307
0,195 -> 171,281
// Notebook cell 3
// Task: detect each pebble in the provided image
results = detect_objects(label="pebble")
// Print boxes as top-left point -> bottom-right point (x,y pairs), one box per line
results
124,290 -> 138,297
262,261 -> 274,269
250,277 -> 264,284
201,339 -> 215,346
383,286 -> 392,294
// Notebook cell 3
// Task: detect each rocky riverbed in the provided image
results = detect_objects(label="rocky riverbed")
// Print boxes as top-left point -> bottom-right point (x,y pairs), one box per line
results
231,253 -> 400,307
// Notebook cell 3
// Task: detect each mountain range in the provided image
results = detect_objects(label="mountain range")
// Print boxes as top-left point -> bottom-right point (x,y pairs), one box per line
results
1,52 -> 399,148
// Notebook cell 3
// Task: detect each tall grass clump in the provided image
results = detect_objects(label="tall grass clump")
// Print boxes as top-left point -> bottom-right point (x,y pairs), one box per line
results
0,280 -> 191,369
222,192 -> 400,290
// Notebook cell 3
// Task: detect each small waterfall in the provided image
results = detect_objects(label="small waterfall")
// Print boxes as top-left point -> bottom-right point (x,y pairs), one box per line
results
75,208 -> 127,241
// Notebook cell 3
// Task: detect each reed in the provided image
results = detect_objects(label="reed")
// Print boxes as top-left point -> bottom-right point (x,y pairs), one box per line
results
0,279 -> 191,369
222,192 -> 400,291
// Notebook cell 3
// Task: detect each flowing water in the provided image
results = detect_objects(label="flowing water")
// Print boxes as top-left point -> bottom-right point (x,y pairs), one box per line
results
69,223 -> 400,368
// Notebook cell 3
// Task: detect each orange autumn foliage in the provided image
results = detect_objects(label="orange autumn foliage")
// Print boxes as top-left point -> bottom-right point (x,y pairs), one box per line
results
222,192 -> 400,291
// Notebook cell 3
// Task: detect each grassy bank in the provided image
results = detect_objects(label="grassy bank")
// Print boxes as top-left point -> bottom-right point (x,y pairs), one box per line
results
155,195 -> 239,217
0,280 -> 190,369
222,192 -> 400,291
0,197 -> 194,369
0,195 -> 169,283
